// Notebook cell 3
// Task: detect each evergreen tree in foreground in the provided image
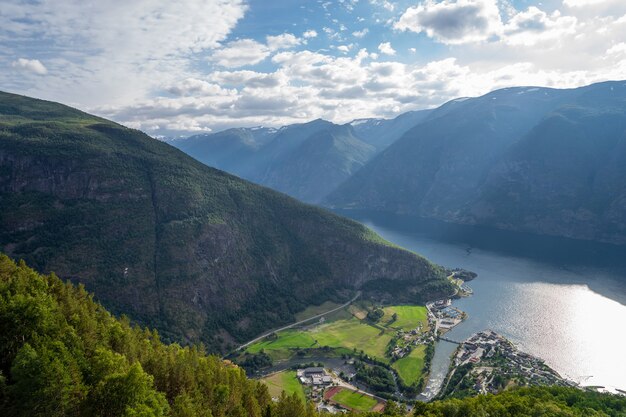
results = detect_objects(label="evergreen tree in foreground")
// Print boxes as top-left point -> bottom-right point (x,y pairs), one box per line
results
1,254 -> 625,416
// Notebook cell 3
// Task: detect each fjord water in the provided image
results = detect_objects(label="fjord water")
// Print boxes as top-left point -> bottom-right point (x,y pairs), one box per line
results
338,211 -> 626,394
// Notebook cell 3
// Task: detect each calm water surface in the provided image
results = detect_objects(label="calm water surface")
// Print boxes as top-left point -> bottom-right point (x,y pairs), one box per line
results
340,211 -> 626,394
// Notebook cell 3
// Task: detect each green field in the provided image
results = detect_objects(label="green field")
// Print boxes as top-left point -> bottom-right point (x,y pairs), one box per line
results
382,305 -> 428,331
392,345 -> 426,385
247,330 -> 316,354
260,371 -> 306,401
246,305 -> 429,369
311,318 -> 393,361
247,316 -> 393,362
331,389 -> 378,412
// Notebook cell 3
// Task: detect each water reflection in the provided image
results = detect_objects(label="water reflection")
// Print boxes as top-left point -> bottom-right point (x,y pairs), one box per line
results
341,211 -> 626,393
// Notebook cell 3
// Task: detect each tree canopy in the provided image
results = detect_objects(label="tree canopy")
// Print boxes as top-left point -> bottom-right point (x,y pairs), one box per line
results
1,254 -> 625,417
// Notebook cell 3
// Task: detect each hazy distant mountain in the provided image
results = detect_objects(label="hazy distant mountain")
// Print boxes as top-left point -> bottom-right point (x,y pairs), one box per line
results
327,81 -> 626,245
349,109 -> 432,151
0,91 -> 450,351
170,112 -> 428,203
255,124 -> 376,203
173,126 -> 277,176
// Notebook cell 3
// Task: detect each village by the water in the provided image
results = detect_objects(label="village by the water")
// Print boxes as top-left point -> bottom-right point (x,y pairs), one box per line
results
231,270 -> 577,413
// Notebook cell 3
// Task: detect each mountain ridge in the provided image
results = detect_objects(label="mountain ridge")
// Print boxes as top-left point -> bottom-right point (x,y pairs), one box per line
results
326,80 -> 626,245
0,90 -> 452,352
170,110 -> 431,203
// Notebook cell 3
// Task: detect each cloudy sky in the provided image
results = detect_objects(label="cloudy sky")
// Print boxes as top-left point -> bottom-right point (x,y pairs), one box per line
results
2,0 -> 625,136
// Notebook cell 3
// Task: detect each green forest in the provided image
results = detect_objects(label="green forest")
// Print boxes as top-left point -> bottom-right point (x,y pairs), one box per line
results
1,254 -> 625,416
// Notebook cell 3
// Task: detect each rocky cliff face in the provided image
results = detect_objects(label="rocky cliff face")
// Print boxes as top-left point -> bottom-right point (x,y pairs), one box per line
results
0,91 -> 451,351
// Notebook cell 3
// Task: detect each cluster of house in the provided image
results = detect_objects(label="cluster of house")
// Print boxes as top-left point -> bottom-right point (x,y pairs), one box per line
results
297,367 -> 333,386
451,330 -> 574,395
391,322 -> 434,359
456,330 -> 500,365
427,299 -> 465,331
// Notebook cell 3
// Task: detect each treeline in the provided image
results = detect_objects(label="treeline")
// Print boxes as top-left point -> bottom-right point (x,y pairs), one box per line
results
0,254 -> 311,417
410,386 -> 626,417
2,254 -> 626,417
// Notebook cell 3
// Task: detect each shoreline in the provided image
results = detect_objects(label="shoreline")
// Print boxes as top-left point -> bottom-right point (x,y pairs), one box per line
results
435,330 -> 579,399
417,270 -> 474,400
237,270 -> 477,406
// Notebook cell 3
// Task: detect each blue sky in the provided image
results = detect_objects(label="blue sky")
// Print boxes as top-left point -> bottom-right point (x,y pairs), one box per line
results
1,0 -> 625,136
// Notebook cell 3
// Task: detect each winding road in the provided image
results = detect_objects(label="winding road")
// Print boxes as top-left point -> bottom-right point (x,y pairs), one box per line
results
234,291 -> 361,352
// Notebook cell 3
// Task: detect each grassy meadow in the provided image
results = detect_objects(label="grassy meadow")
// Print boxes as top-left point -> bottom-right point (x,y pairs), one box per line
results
382,305 -> 429,330
392,345 -> 427,385
295,301 -> 343,321
246,315 -> 394,362
260,370 -> 306,401
331,389 -> 379,412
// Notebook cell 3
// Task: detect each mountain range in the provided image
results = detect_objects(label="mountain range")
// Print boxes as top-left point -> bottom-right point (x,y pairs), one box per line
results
0,91 -> 450,352
169,110 -> 430,203
172,81 -> 626,245
328,81 -> 626,245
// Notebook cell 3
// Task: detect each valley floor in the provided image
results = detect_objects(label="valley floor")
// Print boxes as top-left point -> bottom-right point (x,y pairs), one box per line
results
232,272 -> 474,411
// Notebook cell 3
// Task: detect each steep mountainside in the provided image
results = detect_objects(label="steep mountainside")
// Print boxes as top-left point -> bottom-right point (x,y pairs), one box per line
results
170,114 -> 422,204
0,91 -> 451,352
327,81 -> 626,245
470,89 -> 626,243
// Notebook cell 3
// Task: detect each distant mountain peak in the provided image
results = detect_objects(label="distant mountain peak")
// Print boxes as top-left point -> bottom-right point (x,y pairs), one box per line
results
326,80 -> 626,245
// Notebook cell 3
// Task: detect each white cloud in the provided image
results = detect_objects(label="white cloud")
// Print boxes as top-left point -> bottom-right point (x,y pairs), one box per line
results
564,0 -> 608,6
395,0 -> 589,47
211,70 -> 286,89
166,78 -> 236,97
371,0 -> 395,11
606,42 -> 626,56
2,0 -> 625,137
502,8 -> 577,46
378,42 -> 396,55
11,58 -> 47,75
395,0 -> 503,44
0,0 -> 247,105
352,28 -> 369,38
101,41 -> 626,136
211,39 -> 270,68
266,33 -> 302,51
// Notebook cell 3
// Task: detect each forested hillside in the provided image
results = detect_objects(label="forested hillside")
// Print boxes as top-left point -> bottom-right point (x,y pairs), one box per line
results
2,254 -> 625,417
0,91 -> 451,352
